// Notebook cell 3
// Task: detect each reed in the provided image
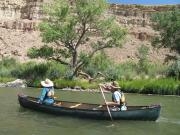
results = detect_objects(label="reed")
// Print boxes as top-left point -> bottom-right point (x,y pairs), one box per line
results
120,78 -> 180,95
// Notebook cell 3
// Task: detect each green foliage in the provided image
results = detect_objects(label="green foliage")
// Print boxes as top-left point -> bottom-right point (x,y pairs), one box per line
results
104,66 -> 120,81
46,61 -> 68,80
83,55 -> 168,81
0,57 -> 17,67
120,78 -> 180,95
54,79 -> 77,89
120,79 -> 149,93
116,62 -> 137,80
37,0 -> 126,77
27,47 -> 39,58
27,45 -> 54,58
151,9 -> 180,53
26,79 -> 41,88
11,62 -> 49,80
54,79 -> 97,89
64,70 -> 74,80
0,77 -> 15,83
146,63 -> 168,78
142,78 -> 179,95
136,45 -> 149,74
75,81 -> 98,89
0,57 -> 18,77
11,61 -> 69,82
83,51 -> 112,77
167,58 -> 180,79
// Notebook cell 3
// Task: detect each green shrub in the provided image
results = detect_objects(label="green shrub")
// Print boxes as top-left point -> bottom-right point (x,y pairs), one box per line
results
46,61 -> 68,80
64,70 -> 74,80
11,62 -> 48,80
54,79 -> 98,89
167,59 -> 180,79
27,47 -> 39,58
146,63 -> 168,78
136,45 -> 149,74
0,77 -> 15,83
0,67 -> 11,77
104,66 -> 120,81
83,51 -> 113,78
142,78 -> 179,95
0,57 -> 18,77
27,45 -> 54,58
26,79 -> 41,88
116,62 -> 137,80
120,78 -> 180,95
75,81 -> 98,89
54,79 -> 76,89
120,79 -> 149,93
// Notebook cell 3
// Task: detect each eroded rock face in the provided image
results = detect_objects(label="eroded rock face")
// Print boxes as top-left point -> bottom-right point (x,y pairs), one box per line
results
0,1 -> 179,63
0,0 -> 44,31
109,4 -> 179,41
1,1 -> 178,31
0,0 -> 25,20
0,0 -> 44,20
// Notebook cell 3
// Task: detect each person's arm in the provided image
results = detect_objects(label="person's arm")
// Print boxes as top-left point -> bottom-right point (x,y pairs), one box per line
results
106,101 -> 120,106
99,83 -> 112,90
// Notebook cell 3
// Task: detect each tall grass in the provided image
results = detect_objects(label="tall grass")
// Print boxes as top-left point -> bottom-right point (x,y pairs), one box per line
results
11,61 -> 69,86
54,79 -> 97,89
120,78 -> 180,95
0,57 -> 18,78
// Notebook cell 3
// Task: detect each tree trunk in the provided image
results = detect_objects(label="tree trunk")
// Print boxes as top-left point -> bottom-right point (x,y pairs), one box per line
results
72,50 -> 77,68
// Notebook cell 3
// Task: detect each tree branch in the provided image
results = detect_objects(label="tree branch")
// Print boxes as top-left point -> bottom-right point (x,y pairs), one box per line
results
89,44 -> 109,58
77,71 -> 106,83
48,56 -> 70,66
75,23 -> 88,49
77,70 -> 93,80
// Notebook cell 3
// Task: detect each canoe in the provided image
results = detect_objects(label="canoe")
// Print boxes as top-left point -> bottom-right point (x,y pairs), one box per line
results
18,93 -> 161,121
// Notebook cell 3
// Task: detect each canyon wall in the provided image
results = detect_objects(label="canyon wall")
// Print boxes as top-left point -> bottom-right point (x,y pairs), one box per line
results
1,1 -> 178,32
0,0 -> 179,62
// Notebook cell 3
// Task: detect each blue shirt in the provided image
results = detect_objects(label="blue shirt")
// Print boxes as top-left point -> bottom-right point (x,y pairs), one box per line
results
39,87 -> 54,105
39,87 -> 49,102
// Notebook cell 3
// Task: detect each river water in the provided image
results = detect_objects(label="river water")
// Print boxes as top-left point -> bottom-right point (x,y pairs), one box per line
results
0,87 -> 179,135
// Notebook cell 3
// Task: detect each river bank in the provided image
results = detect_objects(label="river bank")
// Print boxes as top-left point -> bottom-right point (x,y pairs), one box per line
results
0,79 -> 26,88
1,78 -> 180,96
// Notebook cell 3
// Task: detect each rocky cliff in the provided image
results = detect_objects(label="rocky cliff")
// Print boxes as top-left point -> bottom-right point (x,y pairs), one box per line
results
0,0 -> 179,63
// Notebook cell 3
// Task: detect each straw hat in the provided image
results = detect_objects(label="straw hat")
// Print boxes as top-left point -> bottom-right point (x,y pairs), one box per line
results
41,78 -> 54,87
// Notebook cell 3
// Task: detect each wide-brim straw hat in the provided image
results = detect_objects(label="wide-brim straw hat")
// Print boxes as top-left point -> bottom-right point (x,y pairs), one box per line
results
41,78 -> 54,87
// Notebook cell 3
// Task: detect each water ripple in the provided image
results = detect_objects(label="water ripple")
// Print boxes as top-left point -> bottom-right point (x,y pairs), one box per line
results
157,116 -> 180,125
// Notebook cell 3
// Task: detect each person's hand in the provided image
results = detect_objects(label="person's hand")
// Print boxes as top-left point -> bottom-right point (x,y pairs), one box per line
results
37,100 -> 42,104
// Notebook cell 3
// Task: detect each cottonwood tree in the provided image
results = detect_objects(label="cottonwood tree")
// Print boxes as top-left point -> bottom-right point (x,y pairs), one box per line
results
151,8 -> 180,54
151,8 -> 180,78
32,0 -> 126,78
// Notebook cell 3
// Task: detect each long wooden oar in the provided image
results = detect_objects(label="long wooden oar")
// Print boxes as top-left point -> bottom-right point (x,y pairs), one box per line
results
99,87 -> 113,121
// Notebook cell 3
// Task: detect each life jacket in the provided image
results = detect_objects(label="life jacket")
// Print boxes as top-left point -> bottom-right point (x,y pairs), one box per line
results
120,92 -> 125,104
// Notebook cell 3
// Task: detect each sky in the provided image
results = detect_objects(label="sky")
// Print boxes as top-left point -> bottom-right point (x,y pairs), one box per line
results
108,0 -> 180,5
